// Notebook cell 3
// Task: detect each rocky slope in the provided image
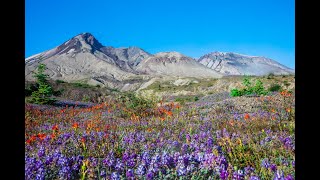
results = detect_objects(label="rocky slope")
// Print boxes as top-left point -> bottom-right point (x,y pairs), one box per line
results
25,33 -> 151,86
136,52 -> 223,78
197,52 -> 294,76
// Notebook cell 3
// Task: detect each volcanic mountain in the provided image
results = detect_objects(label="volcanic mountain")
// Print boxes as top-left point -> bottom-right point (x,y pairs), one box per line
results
197,52 -> 294,76
25,33 -> 294,88
136,52 -> 223,78
25,33 -> 222,86
25,33 -> 152,84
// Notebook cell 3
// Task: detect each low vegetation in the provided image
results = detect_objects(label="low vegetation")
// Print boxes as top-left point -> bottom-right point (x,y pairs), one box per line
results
230,76 -> 268,97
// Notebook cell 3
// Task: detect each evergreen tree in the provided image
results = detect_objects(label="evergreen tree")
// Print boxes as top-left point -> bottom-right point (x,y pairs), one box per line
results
29,63 -> 56,104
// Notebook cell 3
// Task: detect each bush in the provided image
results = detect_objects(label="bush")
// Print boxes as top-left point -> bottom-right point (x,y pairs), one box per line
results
194,96 -> 199,101
25,84 -> 38,97
268,83 -> 282,92
116,92 -> 156,117
253,80 -> 268,95
53,89 -> 64,96
55,79 -> 66,84
230,77 -> 268,97
283,80 -> 291,88
230,89 -> 242,97
28,64 -> 56,104
267,73 -> 274,79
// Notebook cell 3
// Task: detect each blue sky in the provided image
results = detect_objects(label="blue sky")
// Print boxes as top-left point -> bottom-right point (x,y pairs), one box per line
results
26,0 -> 295,69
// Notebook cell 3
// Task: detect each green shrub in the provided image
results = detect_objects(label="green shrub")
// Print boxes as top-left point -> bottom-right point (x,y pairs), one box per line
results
283,80 -> 291,88
268,83 -> 282,92
230,77 -> 268,97
194,96 -> 199,101
28,64 -> 56,104
25,84 -> 38,97
267,73 -> 274,79
53,89 -> 64,96
117,92 -> 156,117
82,95 -> 91,102
230,89 -> 241,97
253,80 -> 268,95
55,79 -> 66,84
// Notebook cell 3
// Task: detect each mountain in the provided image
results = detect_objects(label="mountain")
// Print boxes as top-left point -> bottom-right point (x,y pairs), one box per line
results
135,52 -> 223,78
25,33 -> 152,86
197,52 -> 294,76
25,33 -> 223,87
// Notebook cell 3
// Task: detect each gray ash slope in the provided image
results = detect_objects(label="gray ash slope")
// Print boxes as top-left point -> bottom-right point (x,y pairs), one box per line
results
25,33 -> 152,84
136,52 -> 223,78
197,52 -> 294,76
25,32 -> 293,89
25,33 -> 223,86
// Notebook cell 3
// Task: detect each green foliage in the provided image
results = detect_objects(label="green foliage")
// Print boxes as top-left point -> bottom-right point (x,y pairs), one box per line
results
53,88 -> 64,96
253,80 -> 268,95
25,84 -> 38,97
55,79 -> 66,84
268,83 -> 282,92
28,63 -> 56,104
194,96 -> 199,101
283,80 -> 290,88
267,73 -> 274,79
230,77 -> 268,97
116,92 -> 156,117
82,95 -> 91,102
230,89 -> 242,97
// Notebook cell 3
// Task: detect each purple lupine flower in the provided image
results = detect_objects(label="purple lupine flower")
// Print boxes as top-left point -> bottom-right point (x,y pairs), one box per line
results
176,165 -> 187,176
146,170 -> 154,180
136,164 -> 146,176
186,164 -> 195,173
250,175 -> 261,180
273,169 -> 285,180
110,172 -> 120,180
115,158 -> 124,171
126,169 -> 135,179
195,152 -> 204,163
181,143 -> 189,153
222,128 -> 230,138
100,170 -> 106,178
285,174 -> 294,180
45,155 -> 53,165
193,134 -> 199,141
142,151 -> 151,165
59,165 -> 72,179
270,164 -> 277,172
261,158 -> 270,169
37,146 -> 45,158
244,166 -> 255,175
292,160 -> 295,167
186,134 -> 191,142
220,169 -> 229,180
207,137 -> 214,147
35,167 -> 45,180
103,154 -> 115,167
233,170 -> 245,180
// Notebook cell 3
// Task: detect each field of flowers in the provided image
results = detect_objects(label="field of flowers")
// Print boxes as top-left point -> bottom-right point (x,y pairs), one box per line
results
25,90 -> 294,180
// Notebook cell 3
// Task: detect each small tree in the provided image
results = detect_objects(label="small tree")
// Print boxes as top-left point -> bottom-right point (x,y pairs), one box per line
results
29,63 -> 56,104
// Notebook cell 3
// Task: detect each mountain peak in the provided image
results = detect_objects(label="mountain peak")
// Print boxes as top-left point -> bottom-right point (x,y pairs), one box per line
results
155,51 -> 187,59
198,51 -> 294,75
72,32 -> 103,48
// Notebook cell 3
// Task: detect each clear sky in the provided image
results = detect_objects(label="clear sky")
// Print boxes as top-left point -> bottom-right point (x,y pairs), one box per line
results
26,0 -> 295,69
